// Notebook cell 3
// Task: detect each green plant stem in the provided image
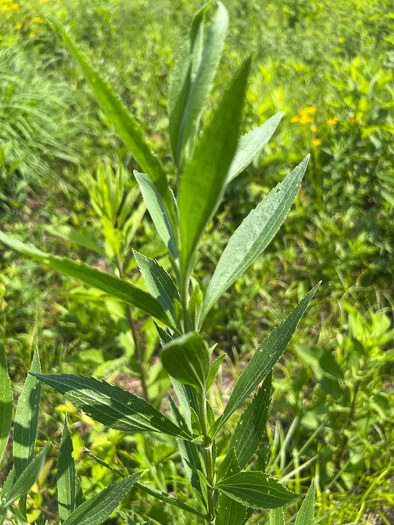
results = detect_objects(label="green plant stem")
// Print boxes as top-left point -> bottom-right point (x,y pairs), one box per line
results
116,256 -> 150,402
198,392 -> 215,523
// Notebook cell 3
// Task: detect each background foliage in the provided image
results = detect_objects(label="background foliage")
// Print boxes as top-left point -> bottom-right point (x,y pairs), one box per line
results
0,0 -> 393,523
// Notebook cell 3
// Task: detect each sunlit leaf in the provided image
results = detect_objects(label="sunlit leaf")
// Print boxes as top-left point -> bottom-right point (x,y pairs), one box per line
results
0,342 -> 12,464
295,481 -> 315,525
58,417 -> 77,520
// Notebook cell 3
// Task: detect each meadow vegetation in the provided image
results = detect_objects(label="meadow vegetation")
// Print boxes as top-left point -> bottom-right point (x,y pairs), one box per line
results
0,0 -> 393,524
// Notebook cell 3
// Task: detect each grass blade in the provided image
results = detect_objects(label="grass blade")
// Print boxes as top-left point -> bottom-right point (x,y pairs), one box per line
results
212,283 -> 320,435
200,155 -> 310,326
58,417 -> 77,520
0,342 -> 12,464
295,481 -> 315,525
270,508 -> 285,525
32,373 -> 193,440
0,232 -> 176,330
227,112 -> 284,183
178,59 -> 251,282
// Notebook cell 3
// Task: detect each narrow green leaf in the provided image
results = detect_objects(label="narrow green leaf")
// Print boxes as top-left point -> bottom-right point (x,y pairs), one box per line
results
161,333 -> 210,393
0,342 -> 12,464
62,472 -> 143,525
49,17 -> 172,210
200,155 -> 310,326
134,251 -> 180,325
176,2 -> 229,167
229,373 -> 272,469
206,354 -> 226,390
212,283 -> 320,435
227,112 -> 285,183
58,417 -> 77,521
136,483 -> 207,520
217,447 -> 240,483
270,508 -> 285,525
295,481 -> 315,525
179,59 -> 251,282
43,225 -> 105,255
1,466 -> 15,501
13,348 -> 41,479
32,373 -> 192,440
4,443 -> 50,508
216,494 -> 246,525
216,471 -> 299,510
0,232 -> 176,330
134,171 -> 178,259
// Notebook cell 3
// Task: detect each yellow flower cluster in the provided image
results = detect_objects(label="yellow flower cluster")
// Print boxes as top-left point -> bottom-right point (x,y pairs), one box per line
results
327,116 -> 339,125
290,106 -> 317,125
33,16 -> 44,23
1,1 -> 20,12
312,138 -> 322,146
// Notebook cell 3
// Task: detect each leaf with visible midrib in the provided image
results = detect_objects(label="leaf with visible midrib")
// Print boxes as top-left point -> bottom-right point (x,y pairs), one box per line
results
0,342 -> 12,464
216,471 -> 299,510
58,417 -> 77,520
212,283 -> 320,435
48,17 -> 172,213
270,508 -> 285,525
227,112 -> 284,183
200,155 -> 310,326
32,373 -> 192,441
178,59 -> 251,283
63,472 -> 143,525
0,232 -> 176,331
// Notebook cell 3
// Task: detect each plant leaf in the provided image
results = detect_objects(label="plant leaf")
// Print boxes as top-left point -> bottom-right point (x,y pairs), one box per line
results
49,17 -> 172,211
161,333 -> 211,393
178,59 -> 251,282
295,481 -> 315,525
0,342 -> 12,464
62,472 -> 143,525
212,283 -> 320,435
43,225 -> 105,256
134,251 -> 180,325
0,232 -> 176,330
175,1 -> 229,167
270,508 -> 285,525
136,482 -> 207,520
229,373 -> 272,469
227,112 -> 284,183
200,155 -> 310,325
4,443 -> 50,508
58,417 -> 77,520
216,471 -> 299,510
13,348 -> 41,479
206,354 -> 226,390
216,495 -> 246,525
134,171 -> 179,259
217,447 -> 240,483
32,373 -> 192,440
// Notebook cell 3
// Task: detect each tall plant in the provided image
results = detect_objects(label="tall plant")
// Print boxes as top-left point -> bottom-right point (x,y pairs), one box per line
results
0,2 -> 320,523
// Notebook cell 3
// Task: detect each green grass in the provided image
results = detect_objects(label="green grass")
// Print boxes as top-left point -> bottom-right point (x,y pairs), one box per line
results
0,0 -> 393,523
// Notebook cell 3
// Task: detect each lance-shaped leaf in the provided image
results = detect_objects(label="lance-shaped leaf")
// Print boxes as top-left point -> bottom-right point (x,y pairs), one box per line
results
200,155 -> 310,326
43,225 -> 105,256
0,342 -> 12,464
161,333 -> 210,393
48,17 -> 172,212
3,443 -> 50,508
175,1 -> 229,167
32,373 -> 192,440
179,59 -> 251,282
216,471 -> 299,510
58,417 -> 77,520
136,483 -> 207,520
13,348 -> 41,479
270,508 -> 285,525
62,472 -> 143,525
134,171 -> 179,259
295,481 -> 315,525
0,232 -> 176,330
229,373 -> 272,469
212,283 -> 320,435
134,250 -> 180,325
227,112 -> 285,183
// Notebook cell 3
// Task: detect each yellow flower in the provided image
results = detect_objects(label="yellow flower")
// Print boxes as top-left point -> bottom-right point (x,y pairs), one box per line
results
29,32 -> 35,37
312,138 -> 322,146
299,114 -> 313,125
310,125 -> 318,132
327,116 -> 339,125
33,16 -> 43,23
15,23 -> 22,29
301,106 -> 317,116
41,0 -> 49,2
290,116 -> 300,123
350,116 -> 359,124
1,5 -> 11,11
10,2 -> 19,10
339,37 -> 344,43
